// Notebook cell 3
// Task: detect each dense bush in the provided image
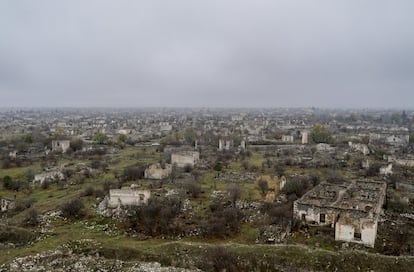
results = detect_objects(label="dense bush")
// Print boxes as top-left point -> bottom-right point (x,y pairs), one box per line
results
385,199 -> 411,213
227,184 -> 242,206
14,198 -> 35,212
2,175 -> 24,191
40,180 -> 50,189
81,186 -> 95,197
61,198 -> 85,219
122,165 -> 145,181
71,138 -> 84,151
310,125 -> 332,143
281,178 -> 312,198
258,179 -> 268,196
366,163 -> 381,177
80,186 -> 105,198
22,208 -> 40,227
197,246 -> 240,272
261,202 -> 292,226
185,182 -> 202,198
125,197 -> 182,237
201,204 -> 243,238
102,180 -> 115,193
0,225 -> 37,246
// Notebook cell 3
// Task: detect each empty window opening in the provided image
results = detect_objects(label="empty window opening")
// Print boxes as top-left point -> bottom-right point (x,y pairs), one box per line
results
139,194 -> 145,201
320,213 -> 326,223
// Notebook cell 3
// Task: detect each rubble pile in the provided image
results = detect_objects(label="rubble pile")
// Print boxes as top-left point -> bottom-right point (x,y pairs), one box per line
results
0,250 -> 200,272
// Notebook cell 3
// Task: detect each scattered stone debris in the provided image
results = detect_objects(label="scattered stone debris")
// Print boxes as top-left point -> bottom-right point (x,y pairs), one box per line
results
145,163 -> 173,180
0,250 -> 201,272
217,172 -> 255,183
259,225 -> 290,244
182,199 -> 193,212
128,262 -> 201,272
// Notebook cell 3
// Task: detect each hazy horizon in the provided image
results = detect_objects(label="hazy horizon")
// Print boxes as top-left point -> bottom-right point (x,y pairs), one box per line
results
1,1 -> 414,108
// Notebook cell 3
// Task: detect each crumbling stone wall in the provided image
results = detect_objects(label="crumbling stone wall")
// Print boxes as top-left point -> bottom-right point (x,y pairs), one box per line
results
293,180 -> 386,247
171,151 -> 199,167
108,189 -> 150,208
52,140 -> 71,153
144,163 -> 172,179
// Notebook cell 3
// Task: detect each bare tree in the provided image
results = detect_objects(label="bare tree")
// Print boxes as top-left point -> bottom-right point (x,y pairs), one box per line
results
22,209 -> 39,227
258,179 -> 268,197
61,198 -> 84,219
227,183 -> 242,207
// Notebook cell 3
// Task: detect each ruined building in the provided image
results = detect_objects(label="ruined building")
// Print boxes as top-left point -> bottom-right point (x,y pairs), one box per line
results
348,142 -> 370,156
108,188 -> 150,208
144,163 -> 172,180
52,140 -> 71,153
171,151 -> 199,168
293,179 -> 386,247
218,139 -> 232,151
240,139 -> 247,151
301,131 -> 309,144
33,170 -> 65,185
281,135 -> 294,143
1,196 -> 15,212
257,175 -> 287,202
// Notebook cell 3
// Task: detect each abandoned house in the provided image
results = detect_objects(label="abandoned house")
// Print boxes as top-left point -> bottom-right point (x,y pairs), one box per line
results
370,133 -> 410,146
144,163 -> 172,180
218,139 -> 232,151
293,179 -> 386,247
159,122 -> 172,132
171,151 -> 200,168
380,164 -> 393,176
108,188 -> 151,208
282,135 -> 294,143
316,143 -> 334,152
1,196 -> 16,212
301,131 -> 309,144
117,129 -> 132,135
52,140 -> 71,153
240,140 -> 247,150
9,150 -> 17,159
257,175 -> 287,202
386,134 -> 410,146
33,170 -> 65,184
348,142 -> 370,156
258,175 -> 287,194
392,158 -> 414,168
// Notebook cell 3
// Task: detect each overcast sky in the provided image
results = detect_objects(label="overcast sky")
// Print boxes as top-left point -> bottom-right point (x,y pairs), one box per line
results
1,1 -> 413,108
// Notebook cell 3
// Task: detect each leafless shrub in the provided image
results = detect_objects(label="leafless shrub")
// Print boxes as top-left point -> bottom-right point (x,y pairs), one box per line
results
61,198 -> 84,219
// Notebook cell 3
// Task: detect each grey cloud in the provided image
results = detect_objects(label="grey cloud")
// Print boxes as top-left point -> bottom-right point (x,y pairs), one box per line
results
1,0 -> 414,108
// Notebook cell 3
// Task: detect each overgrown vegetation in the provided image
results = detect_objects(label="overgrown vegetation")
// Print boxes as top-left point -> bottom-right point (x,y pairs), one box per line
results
61,198 -> 85,219
1,108 -> 414,270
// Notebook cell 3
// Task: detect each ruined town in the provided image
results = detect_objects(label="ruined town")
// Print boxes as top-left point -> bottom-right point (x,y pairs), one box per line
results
2,1 -> 414,271
0,108 -> 413,271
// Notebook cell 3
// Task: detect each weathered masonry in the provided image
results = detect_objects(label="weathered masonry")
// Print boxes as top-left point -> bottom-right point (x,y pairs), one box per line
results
108,189 -> 150,208
293,179 -> 386,247
52,140 -> 71,153
171,151 -> 199,168
144,163 -> 172,180
1,197 -> 15,212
